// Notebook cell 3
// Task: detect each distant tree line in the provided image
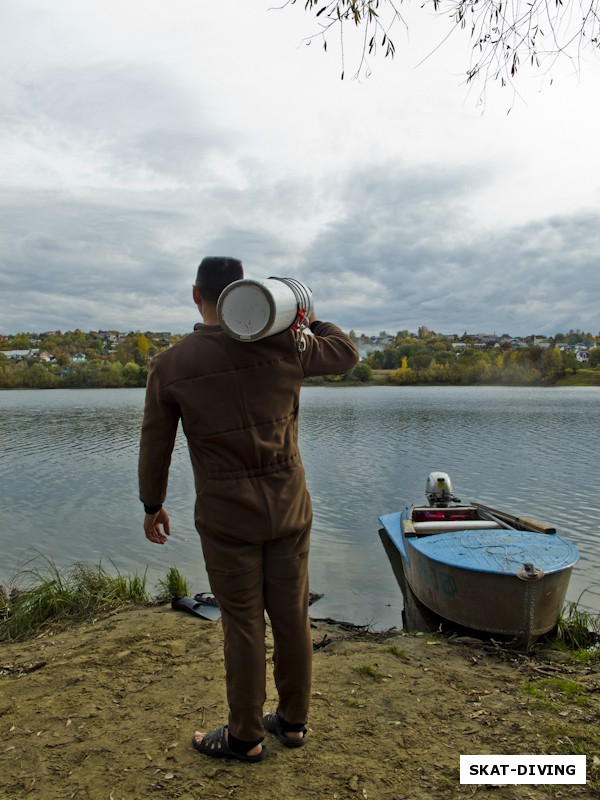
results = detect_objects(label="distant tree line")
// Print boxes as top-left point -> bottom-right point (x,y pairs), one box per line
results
1,328 -> 599,389
0,330 -> 172,390
0,359 -> 149,390
358,334 -> 600,386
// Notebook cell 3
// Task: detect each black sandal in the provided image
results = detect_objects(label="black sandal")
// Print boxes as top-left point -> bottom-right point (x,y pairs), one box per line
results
192,725 -> 267,763
263,712 -> 307,748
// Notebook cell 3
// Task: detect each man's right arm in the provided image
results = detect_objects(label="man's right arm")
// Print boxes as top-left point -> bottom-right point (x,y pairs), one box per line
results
138,359 -> 180,512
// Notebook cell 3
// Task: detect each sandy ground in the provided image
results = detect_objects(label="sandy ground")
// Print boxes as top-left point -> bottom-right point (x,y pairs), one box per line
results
0,604 -> 598,800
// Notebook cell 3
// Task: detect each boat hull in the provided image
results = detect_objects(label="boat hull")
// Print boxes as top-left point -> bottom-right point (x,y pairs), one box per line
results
378,509 -> 579,648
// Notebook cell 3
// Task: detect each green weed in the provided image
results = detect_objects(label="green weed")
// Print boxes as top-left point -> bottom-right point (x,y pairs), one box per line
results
346,697 -> 364,708
520,676 -> 588,706
385,644 -> 409,660
545,596 -> 600,653
0,555 -> 149,641
353,664 -> 384,680
156,565 -> 190,600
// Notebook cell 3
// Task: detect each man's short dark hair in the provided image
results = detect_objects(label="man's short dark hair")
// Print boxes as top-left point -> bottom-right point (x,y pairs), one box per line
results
195,257 -> 243,304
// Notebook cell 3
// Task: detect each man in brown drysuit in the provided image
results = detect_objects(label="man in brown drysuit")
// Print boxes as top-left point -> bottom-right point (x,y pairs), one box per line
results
139,256 -> 359,761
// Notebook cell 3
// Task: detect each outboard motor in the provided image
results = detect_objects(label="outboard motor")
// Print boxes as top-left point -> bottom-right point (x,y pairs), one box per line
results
425,471 -> 460,507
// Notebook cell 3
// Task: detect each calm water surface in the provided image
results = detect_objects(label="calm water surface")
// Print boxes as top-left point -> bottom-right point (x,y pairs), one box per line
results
1,386 -> 598,629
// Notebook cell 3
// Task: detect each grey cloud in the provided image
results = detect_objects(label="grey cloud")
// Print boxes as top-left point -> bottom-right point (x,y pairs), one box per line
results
0,190 -> 193,331
4,61 -> 233,183
295,166 -> 600,335
1,155 -> 598,337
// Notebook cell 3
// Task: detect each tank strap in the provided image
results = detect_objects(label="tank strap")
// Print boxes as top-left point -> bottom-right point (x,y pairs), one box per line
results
292,307 -> 309,353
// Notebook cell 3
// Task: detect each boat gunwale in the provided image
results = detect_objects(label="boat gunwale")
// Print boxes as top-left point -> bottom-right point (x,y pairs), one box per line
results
378,509 -> 580,577
404,530 -> 579,576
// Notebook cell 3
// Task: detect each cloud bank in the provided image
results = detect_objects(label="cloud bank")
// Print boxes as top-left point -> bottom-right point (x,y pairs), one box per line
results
1,1 -> 599,337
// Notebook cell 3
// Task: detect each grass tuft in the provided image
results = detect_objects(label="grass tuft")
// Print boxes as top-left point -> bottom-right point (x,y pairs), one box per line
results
346,697 -> 364,708
353,663 -> 384,680
386,644 -> 409,660
546,598 -> 600,653
0,556 -> 149,641
156,566 -> 190,600
521,676 -> 588,706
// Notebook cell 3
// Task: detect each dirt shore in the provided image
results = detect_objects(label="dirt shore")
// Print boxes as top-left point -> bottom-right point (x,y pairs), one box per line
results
0,604 -> 598,800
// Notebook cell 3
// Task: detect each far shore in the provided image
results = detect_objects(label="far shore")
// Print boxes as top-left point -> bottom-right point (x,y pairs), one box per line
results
2,371 -> 600,390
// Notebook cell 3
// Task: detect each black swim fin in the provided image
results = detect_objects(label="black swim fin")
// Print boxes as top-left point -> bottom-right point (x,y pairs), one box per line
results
171,596 -> 221,621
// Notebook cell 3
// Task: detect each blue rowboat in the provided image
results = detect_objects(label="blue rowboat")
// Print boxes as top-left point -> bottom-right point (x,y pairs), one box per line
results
378,473 -> 580,649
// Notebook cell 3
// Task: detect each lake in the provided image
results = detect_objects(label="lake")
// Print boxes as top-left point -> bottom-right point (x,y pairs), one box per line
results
1,385 -> 598,630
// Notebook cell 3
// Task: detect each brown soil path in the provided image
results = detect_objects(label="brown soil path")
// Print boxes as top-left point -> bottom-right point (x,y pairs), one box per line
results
1,605 -> 598,800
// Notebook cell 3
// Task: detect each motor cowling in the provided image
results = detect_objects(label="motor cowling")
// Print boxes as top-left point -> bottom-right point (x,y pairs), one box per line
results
425,471 -> 458,507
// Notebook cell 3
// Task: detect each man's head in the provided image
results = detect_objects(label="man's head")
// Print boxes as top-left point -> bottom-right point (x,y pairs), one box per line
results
194,257 -> 243,304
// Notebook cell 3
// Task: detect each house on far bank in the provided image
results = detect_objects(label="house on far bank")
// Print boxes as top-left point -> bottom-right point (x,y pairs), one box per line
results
1,349 -> 32,360
71,353 -> 87,363
555,343 -> 592,363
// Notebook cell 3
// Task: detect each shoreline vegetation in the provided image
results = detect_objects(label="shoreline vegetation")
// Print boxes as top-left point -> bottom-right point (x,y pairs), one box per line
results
1,329 -> 599,389
2,560 -> 599,649
1,560 -> 599,799
1,369 -> 599,390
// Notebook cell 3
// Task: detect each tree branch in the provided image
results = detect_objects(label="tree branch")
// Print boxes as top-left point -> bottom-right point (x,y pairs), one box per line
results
283,0 -> 600,87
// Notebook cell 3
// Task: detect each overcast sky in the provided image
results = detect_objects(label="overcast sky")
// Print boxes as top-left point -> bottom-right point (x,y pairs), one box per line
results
1,0 -> 599,337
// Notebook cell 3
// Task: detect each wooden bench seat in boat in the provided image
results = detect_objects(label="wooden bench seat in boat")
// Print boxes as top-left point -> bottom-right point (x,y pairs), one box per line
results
404,519 -> 504,536
412,519 -> 503,533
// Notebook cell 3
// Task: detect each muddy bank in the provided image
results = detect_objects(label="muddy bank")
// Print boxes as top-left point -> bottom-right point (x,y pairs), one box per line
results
0,604 -> 598,800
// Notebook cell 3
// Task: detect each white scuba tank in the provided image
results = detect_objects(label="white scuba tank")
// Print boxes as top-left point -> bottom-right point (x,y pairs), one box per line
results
217,277 -> 313,342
